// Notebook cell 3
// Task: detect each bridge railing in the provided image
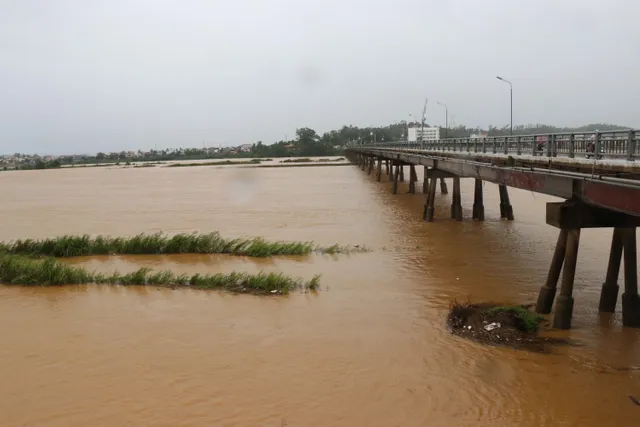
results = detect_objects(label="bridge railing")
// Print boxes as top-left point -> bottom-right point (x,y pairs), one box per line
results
348,129 -> 639,161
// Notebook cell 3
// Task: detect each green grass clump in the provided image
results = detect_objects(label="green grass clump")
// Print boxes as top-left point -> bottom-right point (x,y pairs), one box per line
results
484,306 -> 543,333
0,232 -> 367,258
0,255 -> 319,294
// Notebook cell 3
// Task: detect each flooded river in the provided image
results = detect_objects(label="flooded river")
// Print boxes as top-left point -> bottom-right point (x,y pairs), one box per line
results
0,163 -> 638,426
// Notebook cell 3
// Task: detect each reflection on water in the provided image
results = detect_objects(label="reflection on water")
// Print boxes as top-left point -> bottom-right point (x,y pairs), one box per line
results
0,164 -> 639,427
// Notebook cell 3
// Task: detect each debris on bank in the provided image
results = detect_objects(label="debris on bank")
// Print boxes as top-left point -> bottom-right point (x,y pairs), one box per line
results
447,301 -> 565,352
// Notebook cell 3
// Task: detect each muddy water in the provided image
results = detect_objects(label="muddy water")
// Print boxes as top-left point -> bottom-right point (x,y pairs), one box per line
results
0,164 -> 638,427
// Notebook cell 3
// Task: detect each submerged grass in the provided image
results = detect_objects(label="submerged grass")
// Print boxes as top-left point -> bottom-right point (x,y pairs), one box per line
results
0,255 -> 319,294
0,232 -> 368,258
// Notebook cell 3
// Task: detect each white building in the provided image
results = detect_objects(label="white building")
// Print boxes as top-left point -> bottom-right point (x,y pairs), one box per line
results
408,126 -> 440,142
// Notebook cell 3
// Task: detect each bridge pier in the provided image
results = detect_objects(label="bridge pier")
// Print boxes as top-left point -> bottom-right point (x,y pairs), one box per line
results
536,229 -> 568,314
621,228 -> 640,327
399,164 -> 405,182
385,160 -> 390,175
498,185 -> 515,220
423,166 -> 428,194
424,172 -> 438,222
552,229 -> 581,329
472,179 -> 485,221
392,162 -> 399,195
537,201 -> 640,328
388,160 -> 393,181
451,176 -> 462,221
367,156 -> 373,175
360,155 -> 366,171
598,228 -> 624,313
440,178 -> 448,195
376,157 -> 382,182
408,165 -> 417,194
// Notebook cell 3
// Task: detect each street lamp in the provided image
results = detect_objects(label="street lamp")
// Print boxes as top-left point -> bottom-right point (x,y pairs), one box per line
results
436,102 -> 448,138
496,76 -> 513,136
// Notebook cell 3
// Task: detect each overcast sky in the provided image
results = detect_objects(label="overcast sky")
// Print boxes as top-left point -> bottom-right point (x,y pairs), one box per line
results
1,0 -> 638,154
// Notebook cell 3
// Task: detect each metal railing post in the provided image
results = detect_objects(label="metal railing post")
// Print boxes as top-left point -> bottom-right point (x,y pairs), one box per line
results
546,134 -> 552,157
627,130 -> 635,161
492,137 -> 497,154
516,136 -> 521,155
568,133 -> 575,158
595,132 -> 602,159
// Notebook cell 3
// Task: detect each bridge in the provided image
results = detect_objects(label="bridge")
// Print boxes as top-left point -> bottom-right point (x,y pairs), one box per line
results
345,129 -> 640,330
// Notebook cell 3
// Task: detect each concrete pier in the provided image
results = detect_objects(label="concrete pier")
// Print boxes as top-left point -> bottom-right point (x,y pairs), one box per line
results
598,228 -> 624,313
472,179 -> 485,221
399,165 -> 405,182
367,156 -> 373,175
451,176 -> 462,221
552,228 -> 581,329
408,165 -> 417,194
621,228 -> 640,327
498,184 -> 515,220
376,157 -> 382,182
425,172 -> 438,222
440,178 -> 448,195
423,166 -> 428,194
536,229 -> 569,314
392,162 -> 399,195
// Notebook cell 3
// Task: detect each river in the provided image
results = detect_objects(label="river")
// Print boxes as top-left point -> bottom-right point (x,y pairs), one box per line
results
0,162 -> 638,426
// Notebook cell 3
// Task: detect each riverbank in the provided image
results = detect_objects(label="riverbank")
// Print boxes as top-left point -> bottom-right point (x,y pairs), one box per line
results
2,156 -> 347,172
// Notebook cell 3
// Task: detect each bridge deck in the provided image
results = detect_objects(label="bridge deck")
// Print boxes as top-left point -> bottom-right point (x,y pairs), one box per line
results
348,147 -> 640,217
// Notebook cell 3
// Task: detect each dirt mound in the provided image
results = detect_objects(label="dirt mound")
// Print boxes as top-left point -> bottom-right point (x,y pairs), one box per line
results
447,302 -> 567,353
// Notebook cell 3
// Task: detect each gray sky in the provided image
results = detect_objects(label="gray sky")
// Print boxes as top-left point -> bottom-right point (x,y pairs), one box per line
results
1,0 -> 638,154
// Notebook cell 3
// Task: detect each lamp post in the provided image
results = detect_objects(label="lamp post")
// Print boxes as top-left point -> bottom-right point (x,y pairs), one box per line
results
496,76 -> 513,136
436,102 -> 448,138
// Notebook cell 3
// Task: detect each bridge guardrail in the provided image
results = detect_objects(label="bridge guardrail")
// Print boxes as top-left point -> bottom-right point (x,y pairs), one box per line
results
347,129 -> 638,161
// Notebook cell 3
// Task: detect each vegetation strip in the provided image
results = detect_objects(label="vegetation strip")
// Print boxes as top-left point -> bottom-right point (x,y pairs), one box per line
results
0,232 -> 368,258
0,255 -> 319,294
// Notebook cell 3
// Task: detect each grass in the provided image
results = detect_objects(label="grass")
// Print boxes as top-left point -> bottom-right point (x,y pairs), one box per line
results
484,305 -> 544,333
0,254 -> 320,294
0,232 -> 369,258
167,159 -> 261,167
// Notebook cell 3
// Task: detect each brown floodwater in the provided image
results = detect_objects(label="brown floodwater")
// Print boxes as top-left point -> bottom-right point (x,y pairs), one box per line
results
0,163 -> 639,427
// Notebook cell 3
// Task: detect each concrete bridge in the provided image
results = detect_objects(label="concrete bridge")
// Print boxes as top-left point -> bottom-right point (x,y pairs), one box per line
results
345,129 -> 640,330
